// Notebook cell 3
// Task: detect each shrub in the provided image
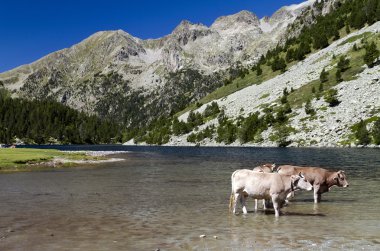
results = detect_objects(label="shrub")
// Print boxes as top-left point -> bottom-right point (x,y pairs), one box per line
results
355,120 -> 371,145
371,119 -> 380,145
203,102 -> 220,118
216,119 -> 237,144
271,56 -> 287,73
305,99 -> 316,116
187,111 -> 203,128
324,89 -> 340,107
237,112 -> 266,144
337,56 -> 350,72
270,125 -> 293,147
172,117 -> 191,135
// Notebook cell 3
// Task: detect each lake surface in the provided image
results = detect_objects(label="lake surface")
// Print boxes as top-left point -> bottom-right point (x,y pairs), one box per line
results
1,146 -> 380,250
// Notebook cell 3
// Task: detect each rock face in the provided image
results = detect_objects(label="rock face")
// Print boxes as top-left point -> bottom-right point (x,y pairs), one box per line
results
169,21 -> 380,147
0,1 -> 318,115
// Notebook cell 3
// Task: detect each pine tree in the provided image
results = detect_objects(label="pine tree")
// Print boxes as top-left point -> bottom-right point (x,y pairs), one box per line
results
337,56 -> 350,72
305,99 -> 316,116
286,48 -> 295,62
371,119 -> 380,145
319,82 -> 324,92
333,28 -> 340,41
256,65 -> 263,76
350,7 -> 366,29
355,120 -> 370,145
364,41 -> 380,68
365,0 -> 378,25
336,70 -> 343,82
320,68 -> 329,83
345,23 -> 350,34
271,56 -> 287,72
313,32 -> 329,49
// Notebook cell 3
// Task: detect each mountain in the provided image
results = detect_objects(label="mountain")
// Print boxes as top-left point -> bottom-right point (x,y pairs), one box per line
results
0,0 -> 318,120
170,20 -> 380,147
6,0 -> 376,148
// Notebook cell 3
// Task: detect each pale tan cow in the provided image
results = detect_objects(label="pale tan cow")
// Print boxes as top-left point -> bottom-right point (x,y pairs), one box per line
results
252,163 -> 277,210
277,165 -> 349,203
229,169 -> 313,217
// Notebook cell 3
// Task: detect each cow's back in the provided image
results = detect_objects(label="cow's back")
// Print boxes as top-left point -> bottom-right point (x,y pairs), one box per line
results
278,165 -> 329,184
233,171 -> 287,197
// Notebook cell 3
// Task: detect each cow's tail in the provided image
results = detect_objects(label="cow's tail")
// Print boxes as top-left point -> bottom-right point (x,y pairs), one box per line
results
229,170 -> 239,213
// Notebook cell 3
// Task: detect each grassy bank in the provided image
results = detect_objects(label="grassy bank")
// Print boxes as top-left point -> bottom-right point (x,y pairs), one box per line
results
0,148 -> 107,173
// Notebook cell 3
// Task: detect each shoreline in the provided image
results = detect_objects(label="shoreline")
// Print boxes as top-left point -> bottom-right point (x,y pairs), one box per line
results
124,141 -> 380,149
0,149 -> 128,173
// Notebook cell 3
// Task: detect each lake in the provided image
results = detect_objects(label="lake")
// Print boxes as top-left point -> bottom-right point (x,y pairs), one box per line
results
0,146 -> 380,250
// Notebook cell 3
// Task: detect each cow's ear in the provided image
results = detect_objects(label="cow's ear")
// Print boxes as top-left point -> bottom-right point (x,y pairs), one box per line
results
291,174 -> 300,181
271,163 -> 277,172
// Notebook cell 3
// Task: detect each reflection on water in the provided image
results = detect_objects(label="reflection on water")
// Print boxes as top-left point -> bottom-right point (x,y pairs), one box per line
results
1,146 -> 380,250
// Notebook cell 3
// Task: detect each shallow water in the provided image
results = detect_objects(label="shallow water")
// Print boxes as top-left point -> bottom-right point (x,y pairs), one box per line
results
0,146 -> 380,250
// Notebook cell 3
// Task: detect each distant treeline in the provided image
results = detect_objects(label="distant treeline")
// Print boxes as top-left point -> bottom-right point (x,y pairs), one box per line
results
0,89 -> 121,144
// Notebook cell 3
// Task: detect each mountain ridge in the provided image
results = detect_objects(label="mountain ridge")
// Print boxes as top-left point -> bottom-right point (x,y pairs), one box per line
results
3,0 -> 350,146
0,1 -> 316,76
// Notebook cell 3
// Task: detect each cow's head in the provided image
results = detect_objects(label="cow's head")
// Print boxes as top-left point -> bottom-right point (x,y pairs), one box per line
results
291,172 -> 313,191
253,163 -> 277,173
262,163 -> 277,172
334,170 -> 349,187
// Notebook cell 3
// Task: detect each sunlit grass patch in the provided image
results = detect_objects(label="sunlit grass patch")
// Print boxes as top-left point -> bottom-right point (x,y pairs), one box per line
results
0,148 -> 103,172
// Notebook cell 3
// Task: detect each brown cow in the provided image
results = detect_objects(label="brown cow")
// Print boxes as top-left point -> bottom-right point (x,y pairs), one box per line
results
277,165 -> 349,203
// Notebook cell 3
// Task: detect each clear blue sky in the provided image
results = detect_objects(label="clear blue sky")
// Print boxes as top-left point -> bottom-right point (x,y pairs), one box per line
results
0,0 -> 306,73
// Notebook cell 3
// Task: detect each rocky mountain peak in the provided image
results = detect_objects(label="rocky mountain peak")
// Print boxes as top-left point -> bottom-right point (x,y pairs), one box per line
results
270,0 -> 316,22
170,20 -> 212,47
173,20 -> 194,32
172,20 -> 209,34
211,10 -> 260,31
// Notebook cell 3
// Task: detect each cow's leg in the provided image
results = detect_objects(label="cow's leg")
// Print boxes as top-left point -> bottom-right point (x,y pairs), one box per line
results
317,193 -> 322,203
287,191 -> 294,200
271,195 -> 280,217
233,193 -> 240,214
241,195 -> 248,214
314,185 -> 321,203
262,199 -> 267,210
285,192 -> 293,205
254,199 -> 258,211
